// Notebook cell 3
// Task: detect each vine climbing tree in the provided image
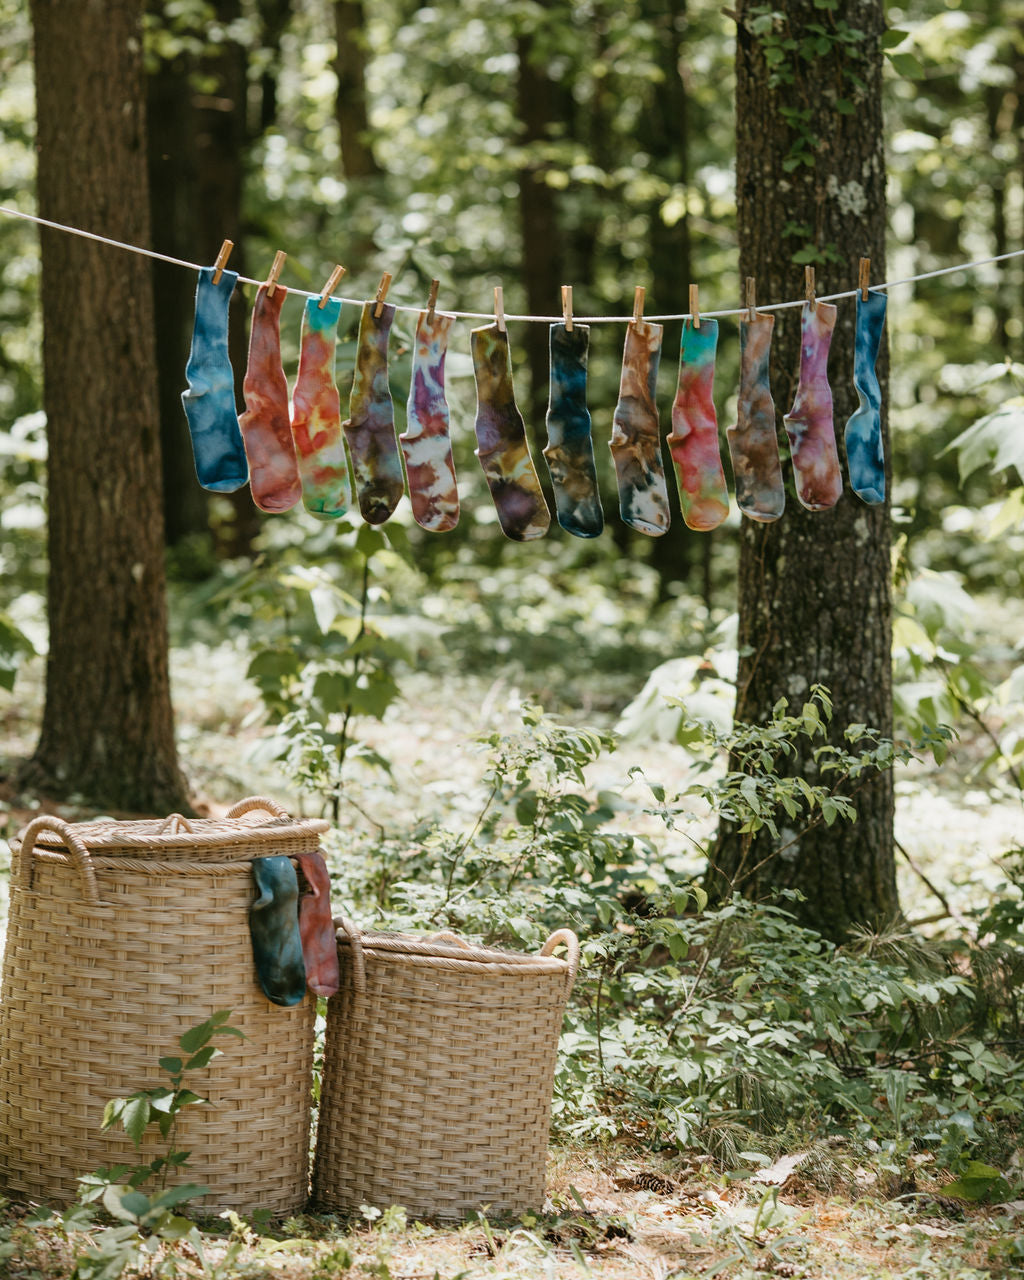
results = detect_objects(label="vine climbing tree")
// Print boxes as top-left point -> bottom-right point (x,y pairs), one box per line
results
708,0 -> 896,940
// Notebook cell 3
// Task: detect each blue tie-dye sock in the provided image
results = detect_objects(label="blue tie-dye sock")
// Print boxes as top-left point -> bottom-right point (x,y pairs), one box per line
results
180,266 -> 250,492
249,856 -> 307,1007
543,323 -> 604,538
844,290 -> 887,505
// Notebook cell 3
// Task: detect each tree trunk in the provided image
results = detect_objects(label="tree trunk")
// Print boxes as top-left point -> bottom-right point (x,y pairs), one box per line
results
22,0 -> 189,813
334,0 -> 382,179
709,0 -> 895,940
147,33 -> 210,547
516,2 -> 565,439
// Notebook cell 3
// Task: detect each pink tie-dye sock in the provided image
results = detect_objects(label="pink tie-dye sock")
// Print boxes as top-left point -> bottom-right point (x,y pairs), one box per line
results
239,284 -> 302,513
784,301 -> 842,511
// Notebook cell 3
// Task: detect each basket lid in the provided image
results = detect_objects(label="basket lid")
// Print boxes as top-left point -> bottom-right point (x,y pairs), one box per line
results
14,796 -> 329,859
333,920 -> 580,991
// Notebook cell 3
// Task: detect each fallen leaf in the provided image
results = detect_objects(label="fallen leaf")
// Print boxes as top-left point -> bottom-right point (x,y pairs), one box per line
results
750,1152 -> 810,1186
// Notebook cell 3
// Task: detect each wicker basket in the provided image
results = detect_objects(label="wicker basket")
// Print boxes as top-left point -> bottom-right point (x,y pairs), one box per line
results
312,918 -> 579,1221
0,797 -> 328,1214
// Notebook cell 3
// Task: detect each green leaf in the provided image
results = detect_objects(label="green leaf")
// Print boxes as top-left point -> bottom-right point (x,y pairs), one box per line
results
183,1046 -> 220,1072
179,1011 -> 237,1053
122,1097 -> 152,1147
158,1057 -> 183,1076
148,1183 -> 209,1211
887,50 -> 924,79
943,1161 -> 1008,1202
0,613 -> 35,692
170,1090 -> 207,1110
945,398 -> 1024,483
881,28 -> 910,48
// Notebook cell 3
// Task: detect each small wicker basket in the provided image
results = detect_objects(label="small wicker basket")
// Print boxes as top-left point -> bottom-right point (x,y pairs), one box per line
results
312,918 -> 579,1221
0,797 -> 328,1214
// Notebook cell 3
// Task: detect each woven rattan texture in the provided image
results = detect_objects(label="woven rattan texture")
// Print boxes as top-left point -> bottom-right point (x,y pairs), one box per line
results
24,796 -> 329,863
312,934 -> 573,1221
0,834 -> 315,1214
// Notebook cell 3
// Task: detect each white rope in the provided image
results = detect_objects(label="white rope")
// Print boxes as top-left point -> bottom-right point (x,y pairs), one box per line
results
2,202 -> 1022,326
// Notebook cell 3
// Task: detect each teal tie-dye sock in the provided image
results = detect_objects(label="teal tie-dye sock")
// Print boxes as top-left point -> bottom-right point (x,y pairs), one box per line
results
844,290 -> 887,504
180,266 -> 249,492
249,856 -> 307,1007
543,323 -> 604,538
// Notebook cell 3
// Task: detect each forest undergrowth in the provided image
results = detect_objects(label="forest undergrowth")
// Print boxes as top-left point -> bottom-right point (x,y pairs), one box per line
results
2,564 -> 1024,1278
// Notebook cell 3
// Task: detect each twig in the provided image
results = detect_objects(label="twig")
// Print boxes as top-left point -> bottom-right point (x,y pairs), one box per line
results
895,838 -> 972,933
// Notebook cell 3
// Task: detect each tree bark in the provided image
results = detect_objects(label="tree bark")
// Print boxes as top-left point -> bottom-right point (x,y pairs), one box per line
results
147,32 -> 210,547
709,0 -> 895,940
516,2 -> 565,438
22,0 -> 190,813
334,0 -> 382,179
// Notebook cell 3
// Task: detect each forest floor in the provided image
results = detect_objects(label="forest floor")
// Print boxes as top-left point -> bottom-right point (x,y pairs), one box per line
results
3,1145 -> 1024,1279
1,648 -> 1023,1278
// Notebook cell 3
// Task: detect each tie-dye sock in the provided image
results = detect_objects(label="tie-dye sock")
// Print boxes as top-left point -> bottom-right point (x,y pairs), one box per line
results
784,301 -> 842,511
543,323 -> 603,539
844,290 -> 887,504
344,301 -> 404,525
470,323 -> 551,542
239,284 -> 302,514
294,851 -> 340,999
667,319 -> 729,532
249,856 -> 307,1007
180,266 -> 249,492
401,309 -> 460,532
609,319 -> 670,536
727,314 -> 785,522
291,296 -> 353,520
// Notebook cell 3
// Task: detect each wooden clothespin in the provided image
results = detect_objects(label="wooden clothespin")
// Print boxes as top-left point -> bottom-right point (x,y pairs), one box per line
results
745,276 -> 757,322
374,271 -> 393,318
212,239 -> 234,284
318,264 -> 346,310
689,283 -> 700,330
426,278 -> 440,321
805,265 -> 816,310
265,250 -> 287,298
494,285 -> 506,333
632,285 -> 645,326
858,257 -> 870,301
561,284 -> 573,332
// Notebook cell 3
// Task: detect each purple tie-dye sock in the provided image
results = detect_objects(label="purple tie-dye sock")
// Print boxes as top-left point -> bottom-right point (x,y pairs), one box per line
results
784,301 -> 842,511
401,309 -> 460,532
344,301 -> 405,525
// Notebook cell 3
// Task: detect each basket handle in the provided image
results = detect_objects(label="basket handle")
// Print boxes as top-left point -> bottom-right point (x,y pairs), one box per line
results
224,795 -> 290,821
158,813 -> 194,834
540,928 -> 580,996
332,915 -> 367,1011
18,816 -> 101,907
428,930 -> 473,950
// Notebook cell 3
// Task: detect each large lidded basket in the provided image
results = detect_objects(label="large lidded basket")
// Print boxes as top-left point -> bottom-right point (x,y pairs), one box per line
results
0,797 -> 328,1214
312,919 -> 579,1221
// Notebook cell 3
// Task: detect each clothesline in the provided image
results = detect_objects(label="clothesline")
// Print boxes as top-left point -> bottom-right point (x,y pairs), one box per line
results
2,202 -> 1023,325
